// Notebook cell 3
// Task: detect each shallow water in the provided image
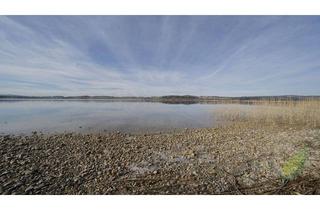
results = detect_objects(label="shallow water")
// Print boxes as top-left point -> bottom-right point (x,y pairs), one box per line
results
0,100 -> 251,134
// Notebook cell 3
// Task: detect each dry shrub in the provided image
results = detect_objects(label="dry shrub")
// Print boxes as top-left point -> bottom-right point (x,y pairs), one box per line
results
215,100 -> 320,128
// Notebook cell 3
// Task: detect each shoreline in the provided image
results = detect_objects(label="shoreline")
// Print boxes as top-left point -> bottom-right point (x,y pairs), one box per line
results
1,124 -> 319,194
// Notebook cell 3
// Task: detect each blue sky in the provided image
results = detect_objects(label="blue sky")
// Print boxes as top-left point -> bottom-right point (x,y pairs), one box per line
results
0,16 -> 319,96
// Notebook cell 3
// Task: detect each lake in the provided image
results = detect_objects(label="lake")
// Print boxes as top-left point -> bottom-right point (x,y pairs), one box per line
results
0,100 -> 251,134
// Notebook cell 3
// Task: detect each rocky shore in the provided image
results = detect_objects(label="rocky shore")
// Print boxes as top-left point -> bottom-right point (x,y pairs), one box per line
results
1,125 -> 320,194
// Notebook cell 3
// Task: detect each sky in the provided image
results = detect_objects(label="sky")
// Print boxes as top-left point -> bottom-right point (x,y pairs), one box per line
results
0,16 -> 320,96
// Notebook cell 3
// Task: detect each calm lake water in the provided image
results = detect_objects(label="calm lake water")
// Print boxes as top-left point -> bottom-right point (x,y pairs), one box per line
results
0,100 -> 251,134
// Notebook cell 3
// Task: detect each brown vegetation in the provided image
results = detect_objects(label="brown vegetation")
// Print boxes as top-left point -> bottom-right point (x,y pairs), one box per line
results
214,100 -> 320,128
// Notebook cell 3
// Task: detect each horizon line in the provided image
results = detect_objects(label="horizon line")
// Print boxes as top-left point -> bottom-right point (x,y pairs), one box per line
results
1,94 -> 320,98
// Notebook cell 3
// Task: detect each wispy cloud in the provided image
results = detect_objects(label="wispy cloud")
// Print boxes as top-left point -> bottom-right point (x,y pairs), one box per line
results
0,16 -> 319,96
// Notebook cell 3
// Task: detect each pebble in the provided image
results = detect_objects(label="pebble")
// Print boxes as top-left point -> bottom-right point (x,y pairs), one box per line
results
1,125 -> 319,195
3,135 -> 10,140
0,171 -> 9,177
25,186 -> 34,193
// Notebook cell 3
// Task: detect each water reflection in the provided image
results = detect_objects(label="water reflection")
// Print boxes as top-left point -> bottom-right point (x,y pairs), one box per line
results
0,100 -> 250,134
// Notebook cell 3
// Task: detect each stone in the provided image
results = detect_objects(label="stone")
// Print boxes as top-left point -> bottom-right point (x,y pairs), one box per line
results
0,171 -> 9,177
25,186 -> 34,193
3,135 -> 10,140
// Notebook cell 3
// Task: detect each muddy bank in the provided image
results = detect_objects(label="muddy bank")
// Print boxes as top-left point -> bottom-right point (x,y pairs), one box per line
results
1,125 -> 320,194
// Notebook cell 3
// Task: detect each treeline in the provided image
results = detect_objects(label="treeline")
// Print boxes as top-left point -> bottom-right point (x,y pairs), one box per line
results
200,95 -> 320,101
0,95 -> 150,100
1,94 -> 319,102
0,95 -> 115,99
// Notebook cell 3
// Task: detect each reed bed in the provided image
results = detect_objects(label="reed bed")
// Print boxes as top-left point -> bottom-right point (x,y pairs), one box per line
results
215,100 -> 320,128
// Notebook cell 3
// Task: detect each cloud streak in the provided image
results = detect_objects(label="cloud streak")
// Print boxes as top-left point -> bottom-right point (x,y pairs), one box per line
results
0,16 -> 320,96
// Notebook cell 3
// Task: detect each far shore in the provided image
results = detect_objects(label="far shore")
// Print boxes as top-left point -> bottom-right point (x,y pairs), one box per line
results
1,95 -> 319,104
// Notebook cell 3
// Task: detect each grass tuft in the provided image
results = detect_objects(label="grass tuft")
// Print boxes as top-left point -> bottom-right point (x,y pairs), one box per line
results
281,147 -> 308,181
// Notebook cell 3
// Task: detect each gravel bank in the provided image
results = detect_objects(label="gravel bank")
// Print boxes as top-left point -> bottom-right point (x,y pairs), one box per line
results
1,125 -> 320,194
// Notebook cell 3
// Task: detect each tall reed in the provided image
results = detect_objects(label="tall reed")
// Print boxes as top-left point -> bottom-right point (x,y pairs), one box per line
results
214,100 -> 320,128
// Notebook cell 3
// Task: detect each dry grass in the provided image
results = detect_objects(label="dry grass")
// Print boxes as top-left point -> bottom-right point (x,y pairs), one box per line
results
215,100 -> 320,128
211,100 -> 320,194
